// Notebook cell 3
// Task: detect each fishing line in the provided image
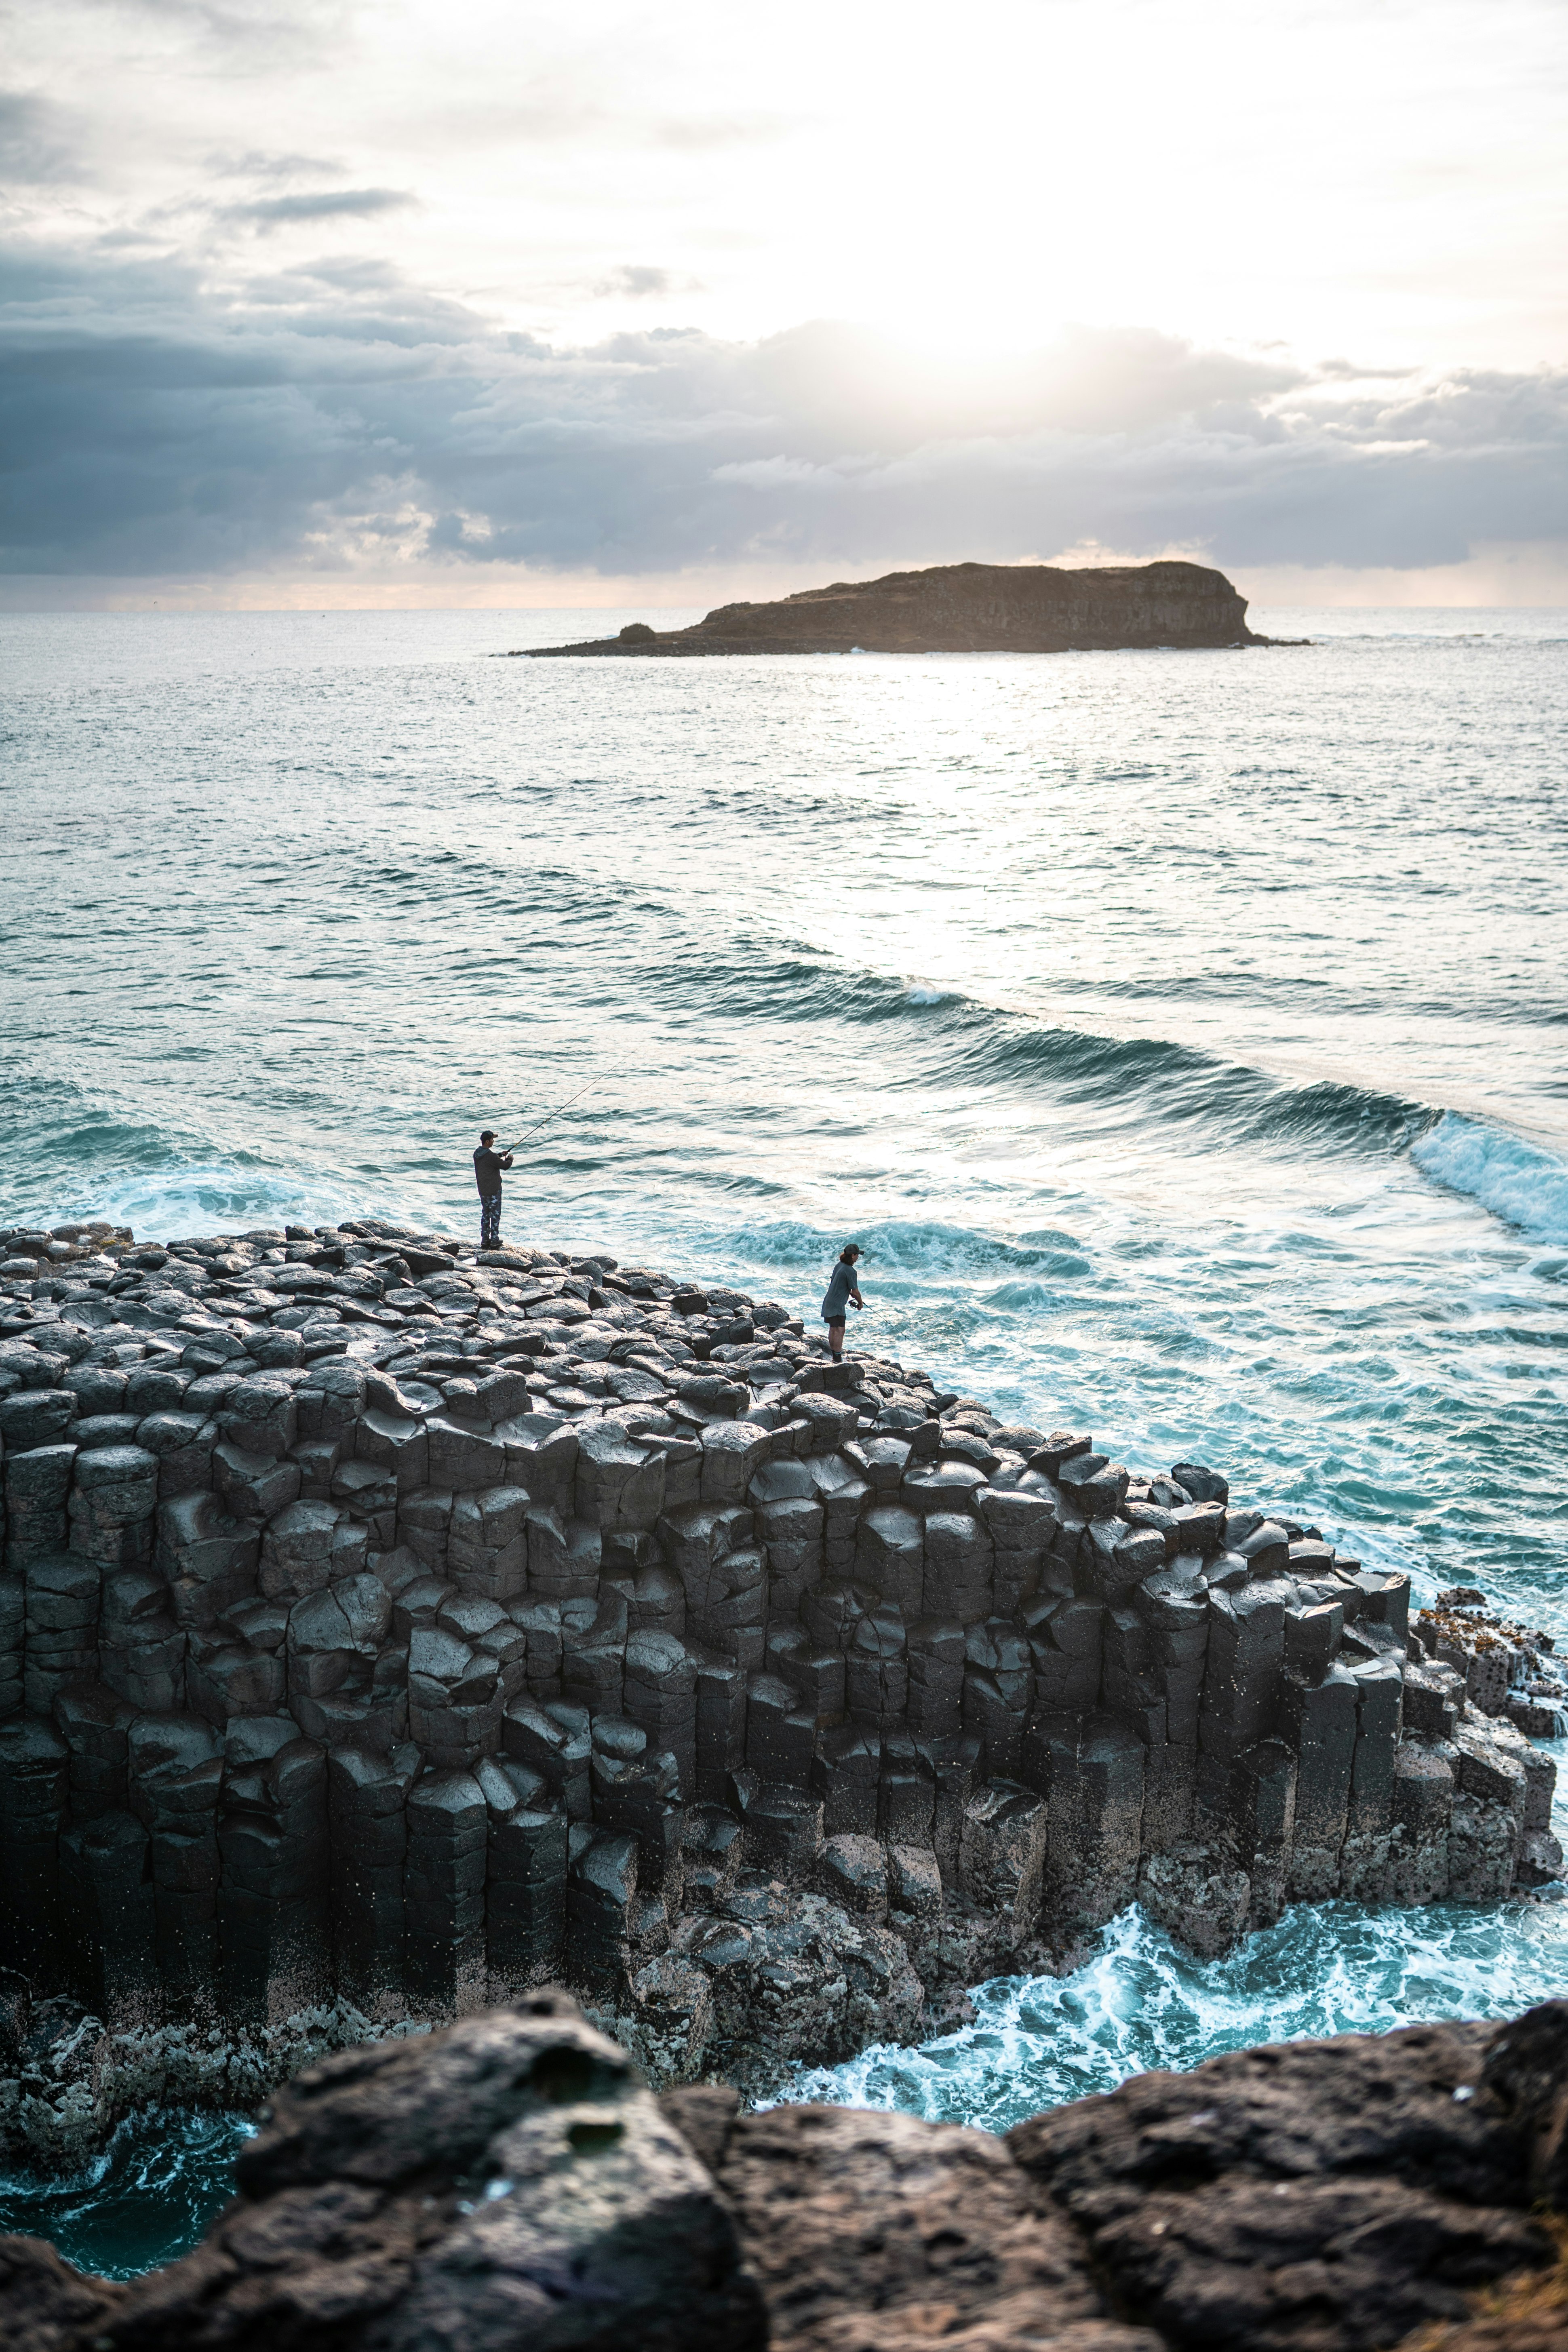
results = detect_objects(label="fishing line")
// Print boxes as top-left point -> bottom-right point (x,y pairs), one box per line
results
494,1069 -> 617,1153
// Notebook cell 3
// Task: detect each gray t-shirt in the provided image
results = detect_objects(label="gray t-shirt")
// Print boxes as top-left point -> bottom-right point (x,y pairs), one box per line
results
821,1260 -> 858,1320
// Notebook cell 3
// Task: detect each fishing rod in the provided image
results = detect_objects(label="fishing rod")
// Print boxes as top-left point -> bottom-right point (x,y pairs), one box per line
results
498,1070 -> 613,1154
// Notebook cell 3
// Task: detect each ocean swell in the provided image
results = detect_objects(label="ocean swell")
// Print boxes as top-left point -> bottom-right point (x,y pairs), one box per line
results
683,940 -> 1444,1163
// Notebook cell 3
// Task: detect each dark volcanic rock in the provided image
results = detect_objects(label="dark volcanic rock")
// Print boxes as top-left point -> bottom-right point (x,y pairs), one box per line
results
0,2236 -> 123,2352
705,2097 -> 1158,2352
84,1992 -> 767,2352
0,1205 -> 1560,2160
1006,2020 -> 1551,2352
7,2000 -> 1568,2352
1481,2000 -> 1568,2209
523,559 -> 1262,658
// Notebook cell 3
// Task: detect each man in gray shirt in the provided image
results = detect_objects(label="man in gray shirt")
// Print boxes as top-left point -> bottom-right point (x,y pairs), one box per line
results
820,1244 -> 864,1361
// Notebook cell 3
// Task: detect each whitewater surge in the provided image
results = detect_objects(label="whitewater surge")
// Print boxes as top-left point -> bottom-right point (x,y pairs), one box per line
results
782,1882 -> 1568,2133
0,2109 -> 254,2280
1414,1112 -> 1568,1249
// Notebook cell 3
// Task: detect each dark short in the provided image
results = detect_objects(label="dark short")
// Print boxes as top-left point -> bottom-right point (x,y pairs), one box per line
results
824,1315 -> 846,1331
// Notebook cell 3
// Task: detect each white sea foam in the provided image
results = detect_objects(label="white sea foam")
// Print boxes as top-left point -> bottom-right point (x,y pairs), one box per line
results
1412,1112 -> 1568,1246
777,1895 -> 1568,2134
53,1158 -> 451,1245
728,1214 -> 1087,1279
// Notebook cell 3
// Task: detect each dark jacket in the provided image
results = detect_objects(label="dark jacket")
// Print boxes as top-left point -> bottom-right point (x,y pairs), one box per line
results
474,1146 -> 512,1194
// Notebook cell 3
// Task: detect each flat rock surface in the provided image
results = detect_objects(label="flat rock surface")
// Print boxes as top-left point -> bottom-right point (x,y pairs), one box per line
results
706,2097 -> 1158,2352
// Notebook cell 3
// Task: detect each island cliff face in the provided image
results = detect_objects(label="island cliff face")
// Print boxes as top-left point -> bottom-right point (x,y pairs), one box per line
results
522,559 -> 1261,658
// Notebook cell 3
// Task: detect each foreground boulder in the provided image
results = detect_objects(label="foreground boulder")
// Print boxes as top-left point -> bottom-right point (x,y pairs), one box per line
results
70,1992 -> 765,2351
1009,2017 -> 1550,2352
8,1995 -> 1568,2352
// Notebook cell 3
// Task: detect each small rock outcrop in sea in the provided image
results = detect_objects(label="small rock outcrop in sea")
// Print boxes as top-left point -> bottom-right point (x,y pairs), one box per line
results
10,1992 -> 1568,2352
517,558 -> 1263,656
0,1214 -> 1562,2164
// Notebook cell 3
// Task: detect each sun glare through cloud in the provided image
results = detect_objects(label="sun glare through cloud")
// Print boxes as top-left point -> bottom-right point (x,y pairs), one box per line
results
0,0 -> 1565,601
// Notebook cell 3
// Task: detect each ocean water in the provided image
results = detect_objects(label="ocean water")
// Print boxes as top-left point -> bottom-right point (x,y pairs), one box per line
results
1,602 -> 1565,2266
0,2108 -> 254,2278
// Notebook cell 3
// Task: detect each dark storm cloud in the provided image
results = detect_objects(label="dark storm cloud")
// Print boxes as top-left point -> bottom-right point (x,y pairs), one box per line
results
2,232 -> 1565,579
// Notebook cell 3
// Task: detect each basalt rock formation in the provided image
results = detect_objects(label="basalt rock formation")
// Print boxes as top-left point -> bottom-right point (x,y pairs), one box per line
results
0,1213 -> 1561,2164
519,559 -> 1262,657
9,1993 -> 1568,2352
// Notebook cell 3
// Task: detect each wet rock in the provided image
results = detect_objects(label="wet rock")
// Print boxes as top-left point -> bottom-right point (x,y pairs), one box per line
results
1137,1841 -> 1251,1956
960,1779 -> 1046,1934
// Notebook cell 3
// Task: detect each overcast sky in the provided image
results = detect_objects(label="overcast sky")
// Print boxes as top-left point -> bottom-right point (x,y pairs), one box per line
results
3,0 -> 1566,606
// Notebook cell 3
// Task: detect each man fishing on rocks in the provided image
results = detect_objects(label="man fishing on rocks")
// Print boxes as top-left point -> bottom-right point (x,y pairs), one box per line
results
472,1072 -> 605,1246
473,1129 -> 513,1248
822,1241 -> 865,1360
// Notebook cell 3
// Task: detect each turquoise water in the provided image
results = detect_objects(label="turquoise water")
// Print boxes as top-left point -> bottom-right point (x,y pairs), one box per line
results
0,2110 -> 253,2278
1,603 -> 1565,2270
785,1877 -> 1568,2131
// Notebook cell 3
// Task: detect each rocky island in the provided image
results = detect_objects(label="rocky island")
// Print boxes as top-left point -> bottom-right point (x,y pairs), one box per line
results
0,1212 -> 1561,2173
518,558 -> 1264,657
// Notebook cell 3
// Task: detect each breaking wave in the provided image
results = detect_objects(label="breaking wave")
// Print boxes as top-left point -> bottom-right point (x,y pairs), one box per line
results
1412,1112 -> 1568,1247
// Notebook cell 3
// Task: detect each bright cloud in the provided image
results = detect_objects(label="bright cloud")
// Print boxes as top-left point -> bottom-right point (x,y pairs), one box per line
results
1,0 -> 1564,599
